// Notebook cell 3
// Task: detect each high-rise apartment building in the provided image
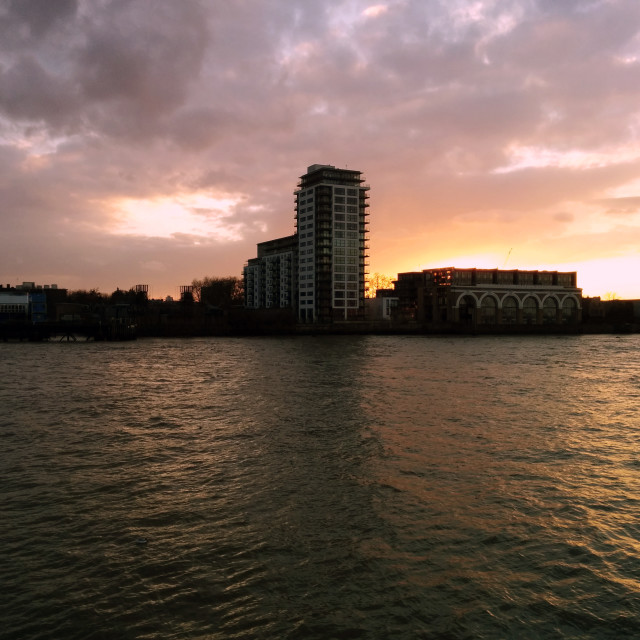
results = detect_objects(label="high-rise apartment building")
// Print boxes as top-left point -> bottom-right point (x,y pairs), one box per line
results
295,164 -> 369,322
244,164 -> 369,323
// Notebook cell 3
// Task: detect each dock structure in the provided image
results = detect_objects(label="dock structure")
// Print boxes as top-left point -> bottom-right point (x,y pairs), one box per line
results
0,320 -> 136,342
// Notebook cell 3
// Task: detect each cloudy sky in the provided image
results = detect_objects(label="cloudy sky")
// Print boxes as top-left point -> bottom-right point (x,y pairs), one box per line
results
1,0 -> 639,299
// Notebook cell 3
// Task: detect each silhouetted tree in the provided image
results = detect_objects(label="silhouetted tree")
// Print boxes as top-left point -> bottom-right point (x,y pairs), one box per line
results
109,287 -> 148,307
192,276 -> 244,308
366,273 -> 394,298
67,288 -> 108,305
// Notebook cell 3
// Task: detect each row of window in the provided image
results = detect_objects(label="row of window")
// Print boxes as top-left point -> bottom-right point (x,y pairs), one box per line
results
334,213 -> 345,221
334,223 -> 359,231
0,304 -> 27,313
458,295 -> 579,324
335,248 -> 359,257
334,239 -> 358,248
335,256 -> 357,264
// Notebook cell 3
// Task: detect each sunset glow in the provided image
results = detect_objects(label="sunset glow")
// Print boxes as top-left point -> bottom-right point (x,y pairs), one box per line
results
112,195 -> 242,240
1,0 -> 639,299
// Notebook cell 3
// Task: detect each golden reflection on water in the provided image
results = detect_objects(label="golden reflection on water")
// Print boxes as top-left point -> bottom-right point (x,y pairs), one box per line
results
2,335 -> 639,639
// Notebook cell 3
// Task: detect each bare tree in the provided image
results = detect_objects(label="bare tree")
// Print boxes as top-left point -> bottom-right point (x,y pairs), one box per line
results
366,273 -> 394,298
191,276 -> 244,308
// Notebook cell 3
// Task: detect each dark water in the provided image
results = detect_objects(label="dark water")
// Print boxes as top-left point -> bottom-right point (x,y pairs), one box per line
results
1,335 -> 639,639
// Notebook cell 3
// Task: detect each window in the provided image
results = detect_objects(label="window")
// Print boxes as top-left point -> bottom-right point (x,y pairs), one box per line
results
479,297 -> 497,324
562,297 -> 578,323
523,298 -> 538,324
502,297 -> 517,324
543,297 -> 558,324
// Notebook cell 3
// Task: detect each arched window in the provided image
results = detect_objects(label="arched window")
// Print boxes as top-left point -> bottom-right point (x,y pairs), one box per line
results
502,296 -> 518,324
523,297 -> 538,324
480,296 -> 497,324
562,297 -> 578,323
458,295 -> 476,324
543,297 -> 558,324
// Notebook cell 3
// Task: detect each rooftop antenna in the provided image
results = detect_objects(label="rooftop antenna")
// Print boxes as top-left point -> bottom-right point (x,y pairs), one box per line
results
503,248 -> 513,268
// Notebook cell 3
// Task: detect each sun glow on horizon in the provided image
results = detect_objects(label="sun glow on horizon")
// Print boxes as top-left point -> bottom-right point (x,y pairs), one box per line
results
373,252 -> 640,300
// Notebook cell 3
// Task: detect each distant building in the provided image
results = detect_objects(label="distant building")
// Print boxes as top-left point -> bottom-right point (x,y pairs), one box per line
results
0,282 -> 65,323
582,296 -> 640,328
244,164 -> 370,322
0,291 -> 29,322
394,267 -> 582,327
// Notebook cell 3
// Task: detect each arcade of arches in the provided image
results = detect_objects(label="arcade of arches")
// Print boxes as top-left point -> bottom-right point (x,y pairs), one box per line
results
454,293 -> 581,325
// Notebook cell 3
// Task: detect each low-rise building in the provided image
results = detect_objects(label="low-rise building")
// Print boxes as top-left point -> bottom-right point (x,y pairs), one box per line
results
394,267 -> 582,328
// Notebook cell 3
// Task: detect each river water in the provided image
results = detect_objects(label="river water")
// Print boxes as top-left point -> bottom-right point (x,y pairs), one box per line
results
1,335 -> 639,639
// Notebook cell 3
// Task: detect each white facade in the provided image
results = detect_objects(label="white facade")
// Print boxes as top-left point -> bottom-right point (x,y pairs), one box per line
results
0,292 -> 29,318
295,164 -> 369,322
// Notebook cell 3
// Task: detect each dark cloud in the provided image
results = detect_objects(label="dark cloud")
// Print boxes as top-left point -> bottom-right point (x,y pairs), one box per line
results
1,0 -> 77,41
0,55 -> 77,124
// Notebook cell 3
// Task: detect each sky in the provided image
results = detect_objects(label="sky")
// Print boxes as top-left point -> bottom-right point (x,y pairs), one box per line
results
1,0 -> 640,300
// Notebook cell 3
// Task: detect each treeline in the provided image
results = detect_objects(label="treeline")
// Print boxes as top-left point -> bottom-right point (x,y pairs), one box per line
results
66,276 -> 244,309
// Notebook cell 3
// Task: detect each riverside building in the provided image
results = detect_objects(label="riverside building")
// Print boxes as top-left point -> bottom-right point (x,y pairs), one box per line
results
393,267 -> 582,328
244,164 -> 370,323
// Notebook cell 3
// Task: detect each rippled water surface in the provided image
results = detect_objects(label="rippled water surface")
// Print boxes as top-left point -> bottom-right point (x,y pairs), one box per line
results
2,335 -> 640,639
